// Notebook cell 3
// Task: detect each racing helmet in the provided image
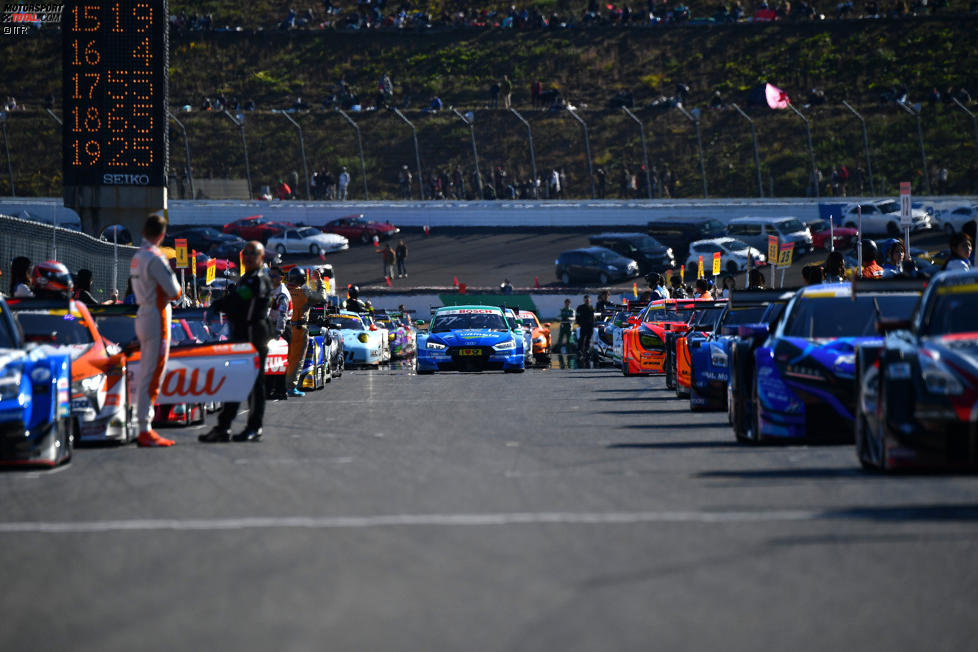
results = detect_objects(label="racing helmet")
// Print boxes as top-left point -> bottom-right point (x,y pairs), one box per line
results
861,238 -> 879,263
348,285 -> 360,299
31,260 -> 73,296
287,267 -> 306,285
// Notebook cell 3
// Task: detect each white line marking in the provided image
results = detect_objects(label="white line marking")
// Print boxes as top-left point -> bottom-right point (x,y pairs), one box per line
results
0,510 -> 819,534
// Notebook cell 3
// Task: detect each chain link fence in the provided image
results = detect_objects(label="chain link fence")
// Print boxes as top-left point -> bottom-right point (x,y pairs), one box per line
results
0,213 -> 137,301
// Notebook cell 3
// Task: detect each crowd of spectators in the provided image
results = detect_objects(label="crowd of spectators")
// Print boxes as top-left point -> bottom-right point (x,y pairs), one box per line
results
165,0 -> 978,34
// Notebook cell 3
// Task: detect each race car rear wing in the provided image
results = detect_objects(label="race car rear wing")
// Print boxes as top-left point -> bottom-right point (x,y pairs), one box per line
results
852,278 -> 928,296
728,289 -> 798,307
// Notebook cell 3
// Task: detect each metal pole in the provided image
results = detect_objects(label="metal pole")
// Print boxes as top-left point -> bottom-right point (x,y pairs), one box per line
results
277,110 -> 311,200
335,108 -> 369,200
841,100 -> 875,195
897,102 -> 930,195
0,113 -> 13,196
676,105 -> 708,198
450,107 -> 483,201
509,108 -> 538,198
621,107 -> 652,199
223,110 -> 252,199
788,104 -> 819,201
44,108 -> 62,126
952,97 -> 978,174
168,111 -> 196,200
731,103 -> 763,198
566,108 -> 596,199
391,108 -> 425,200
113,226 -> 118,296
52,202 -> 57,259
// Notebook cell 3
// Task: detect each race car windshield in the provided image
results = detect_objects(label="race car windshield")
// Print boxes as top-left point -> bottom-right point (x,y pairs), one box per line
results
18,312 -> 94,345
94,315 -> 138,347
646,308 -> 696,323
431,313 -> 508,332
783,295 -> 919,339
333,316 -> 365,330
923,290 -> 978,336
723,306 -> 769,327
691,307 -> 726,330
520,317 -> 538,329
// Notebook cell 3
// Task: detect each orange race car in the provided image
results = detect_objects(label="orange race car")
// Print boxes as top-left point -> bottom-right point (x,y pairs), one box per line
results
673,301 -> 729,398
620,299 -> 704,376
516,310 -> 551,362
9,299 -> 134,443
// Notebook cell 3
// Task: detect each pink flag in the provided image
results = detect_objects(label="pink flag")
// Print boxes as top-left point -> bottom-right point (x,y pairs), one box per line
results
765,83 -> 790,109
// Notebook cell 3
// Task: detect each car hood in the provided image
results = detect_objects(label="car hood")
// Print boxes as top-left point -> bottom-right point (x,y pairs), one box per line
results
428,330 -> 513,346
925,334 -> 978,384
774,335 -> 881,379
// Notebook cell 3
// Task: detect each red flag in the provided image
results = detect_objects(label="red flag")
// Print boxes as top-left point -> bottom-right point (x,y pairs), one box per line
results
765,83 -> 790,110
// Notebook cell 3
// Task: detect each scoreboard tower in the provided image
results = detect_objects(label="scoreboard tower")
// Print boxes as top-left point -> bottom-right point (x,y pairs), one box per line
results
62,0 -> 169,235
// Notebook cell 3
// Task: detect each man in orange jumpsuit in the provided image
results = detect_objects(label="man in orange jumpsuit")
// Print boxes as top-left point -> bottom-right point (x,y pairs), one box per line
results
284,266 -> 327,397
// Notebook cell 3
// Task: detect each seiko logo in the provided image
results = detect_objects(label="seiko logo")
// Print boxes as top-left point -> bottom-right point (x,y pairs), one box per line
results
102,174 -> 150,185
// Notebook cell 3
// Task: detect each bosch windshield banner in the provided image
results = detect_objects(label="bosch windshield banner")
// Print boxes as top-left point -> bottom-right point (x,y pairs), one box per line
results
62,0 -> 168,187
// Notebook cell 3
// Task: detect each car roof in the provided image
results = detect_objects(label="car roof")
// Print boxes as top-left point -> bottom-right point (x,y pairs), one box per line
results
589,232 -> 649,240
690,237 -> 739,246
562,246 -> 621,256
647,216 -> 720,225
728,216 -> 800,224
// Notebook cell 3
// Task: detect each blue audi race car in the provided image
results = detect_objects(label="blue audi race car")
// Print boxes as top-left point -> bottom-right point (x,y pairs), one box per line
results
0,296 -> 73,467
416,305 -> 525,374
750,281 -> 923,443
688,290 -> 791,411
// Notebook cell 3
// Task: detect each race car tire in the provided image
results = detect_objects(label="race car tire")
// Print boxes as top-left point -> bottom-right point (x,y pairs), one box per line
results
310,243 -> 322,256
276,244 -> 287,255
561,271 -> 571,286
854,358 -> 877,470
360,232 -> 372,245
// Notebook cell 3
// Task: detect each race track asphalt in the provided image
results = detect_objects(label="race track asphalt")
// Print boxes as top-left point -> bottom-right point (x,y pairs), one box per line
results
2,361 -> 977,651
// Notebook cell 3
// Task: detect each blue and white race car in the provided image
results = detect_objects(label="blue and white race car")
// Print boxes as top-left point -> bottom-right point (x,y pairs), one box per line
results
417,305 -> 525,374
750,282 -> 922,443
0,296 -> 73,467
334,310 -> 387,367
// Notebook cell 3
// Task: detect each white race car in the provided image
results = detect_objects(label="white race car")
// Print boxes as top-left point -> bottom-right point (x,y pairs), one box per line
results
334,311 -> 388,366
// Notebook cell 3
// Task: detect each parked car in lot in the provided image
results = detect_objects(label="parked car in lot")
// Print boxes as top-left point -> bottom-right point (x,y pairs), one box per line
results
646,217 -> 726,262
805,218 -> 857,251
725,216 -> 814,257
554,246 -> 640,285
934,204 -> 978,235
267,227 -> 349,256
837,199 -> 933,236
321,214 -> 399,244
166,226 -> 247,259
222,215 -> 294,242
587,233 -> 675,274
684,237 -> 767,274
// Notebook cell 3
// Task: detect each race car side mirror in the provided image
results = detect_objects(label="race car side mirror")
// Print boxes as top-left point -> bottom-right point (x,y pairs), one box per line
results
627,316 -> 640,325
876,317 -> 913,334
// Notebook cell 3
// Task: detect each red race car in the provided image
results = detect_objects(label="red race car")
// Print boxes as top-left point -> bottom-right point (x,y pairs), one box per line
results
222,215 -> 294,243
620,299 -> 700,376
321,214 -> 400,245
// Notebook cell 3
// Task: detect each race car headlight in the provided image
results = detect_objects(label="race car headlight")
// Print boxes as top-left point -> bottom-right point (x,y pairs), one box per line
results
357,333 -> 369,343
0,366 -> 22,400
921,358 -> 964,396
493,339 -> 517,351
426,341 -> 447,350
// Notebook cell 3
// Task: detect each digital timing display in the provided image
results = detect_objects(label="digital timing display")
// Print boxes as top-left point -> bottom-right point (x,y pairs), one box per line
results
62,0 -> 168,187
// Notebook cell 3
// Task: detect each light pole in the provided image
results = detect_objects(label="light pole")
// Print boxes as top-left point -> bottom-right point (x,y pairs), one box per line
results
392,107 -> 425,200
451,107 -> 483,201
897,101 -> 930,195
787,104 -> 819,201
841,100 -> 875,196
621,107 -> 652,199
731,103 -> 763,198
509,107 -> 538,198
274,110 -> 311,200
565,107 -> 596,199
0,111 -> 13,196
952,97 -> 978,174
223,110 -> 252,199
676,104 -> 708,198
168,111 -> 196,200
335,108 -> 369,200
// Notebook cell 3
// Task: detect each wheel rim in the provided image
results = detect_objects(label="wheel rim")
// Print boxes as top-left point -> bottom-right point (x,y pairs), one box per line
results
561,272 -> 570,285
276,244 -> 286,255
311,244 -> 320,255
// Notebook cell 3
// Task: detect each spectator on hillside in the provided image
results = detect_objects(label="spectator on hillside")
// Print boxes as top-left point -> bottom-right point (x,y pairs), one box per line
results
337,167 -> 350,200
489,81 -> 500,108
500,74 -> 513,109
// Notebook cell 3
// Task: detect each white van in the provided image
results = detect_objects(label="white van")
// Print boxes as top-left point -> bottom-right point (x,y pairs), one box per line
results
725,216 -> 814,257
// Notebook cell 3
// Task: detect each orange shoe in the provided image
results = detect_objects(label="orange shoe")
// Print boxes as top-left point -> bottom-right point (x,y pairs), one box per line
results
137,430 -> 175,447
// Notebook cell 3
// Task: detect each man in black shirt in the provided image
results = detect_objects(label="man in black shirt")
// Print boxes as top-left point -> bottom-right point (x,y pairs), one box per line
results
575,295 -> 595,356
200,241 -> 273,443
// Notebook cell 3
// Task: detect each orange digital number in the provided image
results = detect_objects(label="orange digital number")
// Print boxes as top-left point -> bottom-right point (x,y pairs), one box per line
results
134,3 -> 152,31
72,4 -> 101,31
70,39 -> 101,66
72,139 -> 101,165
107,137 -> 128,166
132,138 -> 153,166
